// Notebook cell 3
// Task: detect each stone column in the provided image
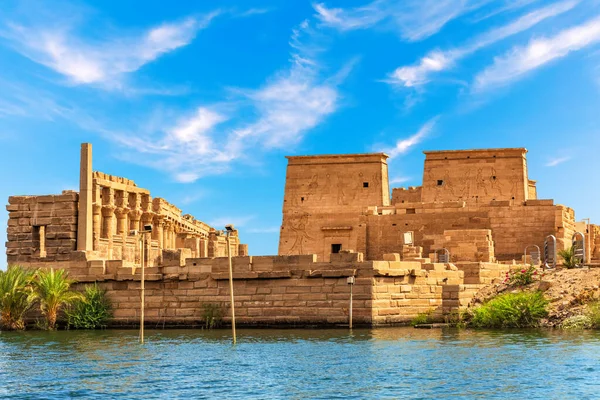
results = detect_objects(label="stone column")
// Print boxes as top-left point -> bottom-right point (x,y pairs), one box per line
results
92,203 -> 102,251
101,205 -> 116,259
77,143 -> 93,252
154,216 -> 165,251
115,208 -> 128,236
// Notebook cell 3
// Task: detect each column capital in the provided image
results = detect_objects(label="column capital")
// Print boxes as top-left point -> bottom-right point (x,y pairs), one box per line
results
101,204 -> 117,217
128,209 -> 143,221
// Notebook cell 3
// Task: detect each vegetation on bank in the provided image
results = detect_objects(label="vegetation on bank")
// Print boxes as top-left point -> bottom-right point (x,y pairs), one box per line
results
0,265 -> 110,331
67,284 -> 112,329
469,292 -> 548,328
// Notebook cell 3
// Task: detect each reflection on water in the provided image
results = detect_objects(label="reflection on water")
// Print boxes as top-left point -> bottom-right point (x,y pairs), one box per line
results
1,328 -> 599,399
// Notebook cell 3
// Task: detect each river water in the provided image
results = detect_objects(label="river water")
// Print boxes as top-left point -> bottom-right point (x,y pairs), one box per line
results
0,327 -> 599,399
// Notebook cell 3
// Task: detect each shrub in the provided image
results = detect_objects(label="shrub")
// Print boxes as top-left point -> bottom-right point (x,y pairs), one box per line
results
586,302 -> 600,329
558,246 -> 580,269
202,303 -> 223,329
33,268 -> 83,330
560,315 -> 592,330
471,291 -> 548,328
503,265 -> 539,286
410,310 -> 432,326
67,284 -> 112,329
0,265 -> 36,330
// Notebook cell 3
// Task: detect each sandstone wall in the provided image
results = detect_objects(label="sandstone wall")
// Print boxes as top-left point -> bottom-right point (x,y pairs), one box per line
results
19,252 -> 489,327
363,200 -> 574,262
6,191 -> 80,264
391,187 -> 422,205
421,148 -> 529,204
279,153 -> 389,261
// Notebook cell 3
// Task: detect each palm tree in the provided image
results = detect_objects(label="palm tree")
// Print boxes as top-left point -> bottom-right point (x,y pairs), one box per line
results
0,265 -> 37,330
558,245 -> 579,269
33,268 -> 83,330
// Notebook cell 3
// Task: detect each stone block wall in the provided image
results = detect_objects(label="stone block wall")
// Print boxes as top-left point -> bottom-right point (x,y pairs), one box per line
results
19,253 -> 494,328
421,148 -> 529,203
363,200 -> 573,262
443,229 -> 495,262
6,191 -> 79,264
279,153 -> 389,261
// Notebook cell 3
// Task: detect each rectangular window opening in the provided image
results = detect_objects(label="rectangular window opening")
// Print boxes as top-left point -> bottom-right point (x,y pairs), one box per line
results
437,180 -> 444,186
363,182 -> 369,188
331,244 -> 342,254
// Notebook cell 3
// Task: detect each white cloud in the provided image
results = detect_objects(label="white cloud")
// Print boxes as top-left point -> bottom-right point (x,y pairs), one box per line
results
389,0 -> 577,87
382,117 -> 439,159
474,15 -> 600,91
109,106 -> 232,182
545,156 -> 571,167
237,8 -> 273,18
209,216 -> 255,229
470,0 -> 540,23
314,0 -> 490,41
0,12 -> 218,87
108,20 -> 344,182
389,176 -> 412,185
247,227 -> 281,234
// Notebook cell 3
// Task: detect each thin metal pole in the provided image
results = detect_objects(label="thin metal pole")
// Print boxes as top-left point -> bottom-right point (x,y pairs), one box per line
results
349,283 -> 353,330
140,234 -> 145,344
227,233 -> 236,344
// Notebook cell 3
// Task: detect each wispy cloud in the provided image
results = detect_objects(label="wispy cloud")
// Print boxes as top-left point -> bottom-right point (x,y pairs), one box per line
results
545,156 -> 571,167
470,0 -> 540,23
247,227 -> 281,234
108,20 -> 345,182
389,176 -> 412,185
209,215 -> 255,229
0,11 -> 218,88
237,8 -> 273,18
474,15 -> 600,91
389,0 -> 577,87
381,116 -> 439,159
314,0 -> 490,41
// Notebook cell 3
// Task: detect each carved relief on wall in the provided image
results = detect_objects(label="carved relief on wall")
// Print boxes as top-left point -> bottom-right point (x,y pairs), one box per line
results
337,173 -> 347,205
489,168 -> 503,196
287,212 -> 313,255
475,168 -> 488,196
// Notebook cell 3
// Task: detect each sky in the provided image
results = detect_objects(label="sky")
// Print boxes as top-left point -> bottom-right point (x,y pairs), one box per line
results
1,0 -> 600,269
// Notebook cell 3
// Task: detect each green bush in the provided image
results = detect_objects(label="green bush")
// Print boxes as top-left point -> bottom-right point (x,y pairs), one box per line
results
202,303 -> 223,329
410,310 -> 432,326
503,265 -> 539,286
471,291 -> 548,328
558,246 -> 580,269
560,315 -> 592,330
0,265 -> 37,330
67,284 -> 112,329
586,302 -> 600,329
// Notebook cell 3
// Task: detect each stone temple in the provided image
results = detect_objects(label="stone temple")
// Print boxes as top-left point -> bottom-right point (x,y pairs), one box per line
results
279,149 -> 599,263
4,144 -> 598,326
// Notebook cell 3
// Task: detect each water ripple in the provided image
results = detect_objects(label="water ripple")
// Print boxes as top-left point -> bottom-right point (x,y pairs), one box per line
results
1,328 -> 600,399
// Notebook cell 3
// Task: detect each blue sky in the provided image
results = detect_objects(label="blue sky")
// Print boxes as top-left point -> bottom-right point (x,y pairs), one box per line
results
1,0 -> 600,268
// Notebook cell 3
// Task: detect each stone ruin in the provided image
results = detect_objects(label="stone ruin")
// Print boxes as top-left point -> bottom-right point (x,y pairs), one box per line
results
4,144 -> 598,327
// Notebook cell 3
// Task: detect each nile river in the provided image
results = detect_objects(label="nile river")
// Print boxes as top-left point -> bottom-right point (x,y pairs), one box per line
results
1,328 -> 599,399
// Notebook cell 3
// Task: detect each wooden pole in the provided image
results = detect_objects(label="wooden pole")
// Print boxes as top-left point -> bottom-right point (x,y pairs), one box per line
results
140,233 -> 145,344
227,233 -> 236,344
349,282 -> 353,330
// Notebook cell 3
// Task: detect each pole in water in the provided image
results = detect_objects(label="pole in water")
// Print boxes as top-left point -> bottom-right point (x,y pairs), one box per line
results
140,225 -> 153,344
140,233 -> 145,344
347,276 -> 355,329
225,225 -> 237,344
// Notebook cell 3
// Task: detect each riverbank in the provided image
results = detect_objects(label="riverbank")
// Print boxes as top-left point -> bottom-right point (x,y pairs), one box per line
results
470,267 -> 600,327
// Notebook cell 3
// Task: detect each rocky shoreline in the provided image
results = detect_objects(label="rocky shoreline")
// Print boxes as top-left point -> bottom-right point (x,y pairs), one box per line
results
469,267 -> 600,328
